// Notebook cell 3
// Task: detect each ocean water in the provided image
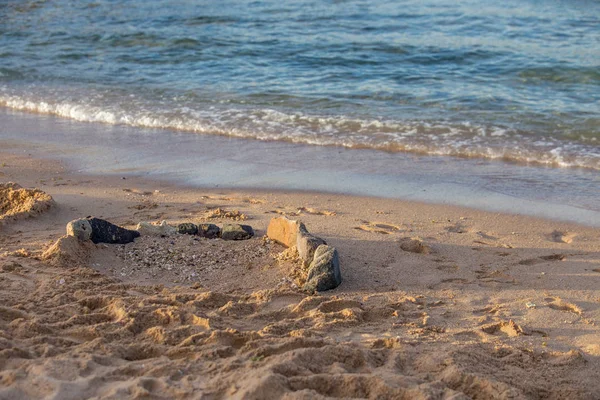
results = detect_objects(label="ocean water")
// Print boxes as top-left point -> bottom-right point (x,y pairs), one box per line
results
1,0 -> 599,168
1,0 -> 599,224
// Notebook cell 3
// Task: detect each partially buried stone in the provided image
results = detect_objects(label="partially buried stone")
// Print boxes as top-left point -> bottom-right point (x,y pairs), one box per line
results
177,222 -> 198,235
296,226 -> 326,265
304,245 -> 342,292
66,218 -> 93,241
87,217 -> 140,244
136,221 -> 176,237
398,237 -> 429,254
221,224 -> 254,240
198,223 -> 220,239
267,216 -> 302,247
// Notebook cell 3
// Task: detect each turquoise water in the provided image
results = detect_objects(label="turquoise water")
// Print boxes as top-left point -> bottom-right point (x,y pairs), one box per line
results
1,0 -> 599,169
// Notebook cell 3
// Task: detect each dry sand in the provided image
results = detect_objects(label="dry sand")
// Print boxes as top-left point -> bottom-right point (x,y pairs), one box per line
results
0,151 -> 599,399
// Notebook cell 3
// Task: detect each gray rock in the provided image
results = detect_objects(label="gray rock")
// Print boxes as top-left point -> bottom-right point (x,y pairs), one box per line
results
304,245 -> 342,292
66,219 -> 93,241
296,229 -> 326,265
221,224 -> 254,240
87,217 -> 140,244
198,223 -> 220,239
177,222 -> 198,235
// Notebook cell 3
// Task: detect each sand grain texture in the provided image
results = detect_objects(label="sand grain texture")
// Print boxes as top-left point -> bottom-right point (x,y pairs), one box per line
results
0,152 -> 599,399
0,182 -> 54,224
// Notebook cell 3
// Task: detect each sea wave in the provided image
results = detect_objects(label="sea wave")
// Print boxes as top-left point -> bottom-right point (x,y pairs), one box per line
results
1,92 -> 598,171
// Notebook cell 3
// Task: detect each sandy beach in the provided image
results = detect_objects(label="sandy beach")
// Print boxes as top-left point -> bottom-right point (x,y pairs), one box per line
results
2,0 -> 599,397
0,149 -> 598,399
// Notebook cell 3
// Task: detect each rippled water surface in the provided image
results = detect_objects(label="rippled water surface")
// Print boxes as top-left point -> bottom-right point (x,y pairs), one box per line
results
1,0 -> 599,169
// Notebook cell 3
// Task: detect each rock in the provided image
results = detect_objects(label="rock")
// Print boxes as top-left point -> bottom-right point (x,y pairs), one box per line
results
66,219 -> 93,241
296,228 -> 326,265
198,223 -> 220,239
136,221 -> 177,236
177,222 -> 198,235
87,217 -> 140,244
268,217 -> 341,291
267,217 -> 302,247
399,238 -> 429,254
221,224 -> 254,240
304,245 -> 342,292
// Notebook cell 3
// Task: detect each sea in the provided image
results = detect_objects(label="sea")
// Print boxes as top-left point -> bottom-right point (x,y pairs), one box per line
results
1,0 -> 599,225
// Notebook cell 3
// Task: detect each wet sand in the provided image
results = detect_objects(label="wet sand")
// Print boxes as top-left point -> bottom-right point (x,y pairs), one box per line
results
2,108 -> 599,227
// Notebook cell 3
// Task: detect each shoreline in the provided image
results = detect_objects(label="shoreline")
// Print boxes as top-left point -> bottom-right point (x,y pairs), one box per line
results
1,148 -> 598,234
1,108 -> 599,228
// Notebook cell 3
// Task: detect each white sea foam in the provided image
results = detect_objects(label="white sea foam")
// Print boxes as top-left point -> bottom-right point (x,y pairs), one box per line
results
1,91 -> 598,171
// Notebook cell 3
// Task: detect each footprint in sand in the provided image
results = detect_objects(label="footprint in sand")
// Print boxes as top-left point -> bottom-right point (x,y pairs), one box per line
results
480,320 -> 525,337
480,320 -> 547,338
549,230 -> 576,244
476,231 -> 498,240
267,206 -> 336,217
297,207 -> 337,216
123,188 -> 154,196
354,221 -> 402,235
242,198 -> 266,205
267,208 -> 300,217
439,278 -> 470,284
544,297 -> 583,316
475,268 -> 516,284
445,223 -> 468,234
436,264 -> 459,273
518,253 -> 566,266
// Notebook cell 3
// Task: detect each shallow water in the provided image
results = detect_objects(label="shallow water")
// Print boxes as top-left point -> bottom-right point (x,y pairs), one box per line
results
1,0 -> 599,169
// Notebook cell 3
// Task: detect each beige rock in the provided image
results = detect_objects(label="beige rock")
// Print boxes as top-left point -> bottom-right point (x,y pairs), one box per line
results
399,237 -> 430,254
267,217 -> 302,247
66,218 -> 93,241
136,221 -> 177,236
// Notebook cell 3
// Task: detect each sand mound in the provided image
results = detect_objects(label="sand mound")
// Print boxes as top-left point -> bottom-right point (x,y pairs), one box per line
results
41,235 -> 93,268
0,182 -> 54,223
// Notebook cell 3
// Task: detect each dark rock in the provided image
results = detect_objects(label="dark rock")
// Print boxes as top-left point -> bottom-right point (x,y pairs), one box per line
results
304,245 -> 342,292
198,223 -> 220,239
87,218 -> 140,244
221,224 -> 254,240
177,222 -> 198,235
